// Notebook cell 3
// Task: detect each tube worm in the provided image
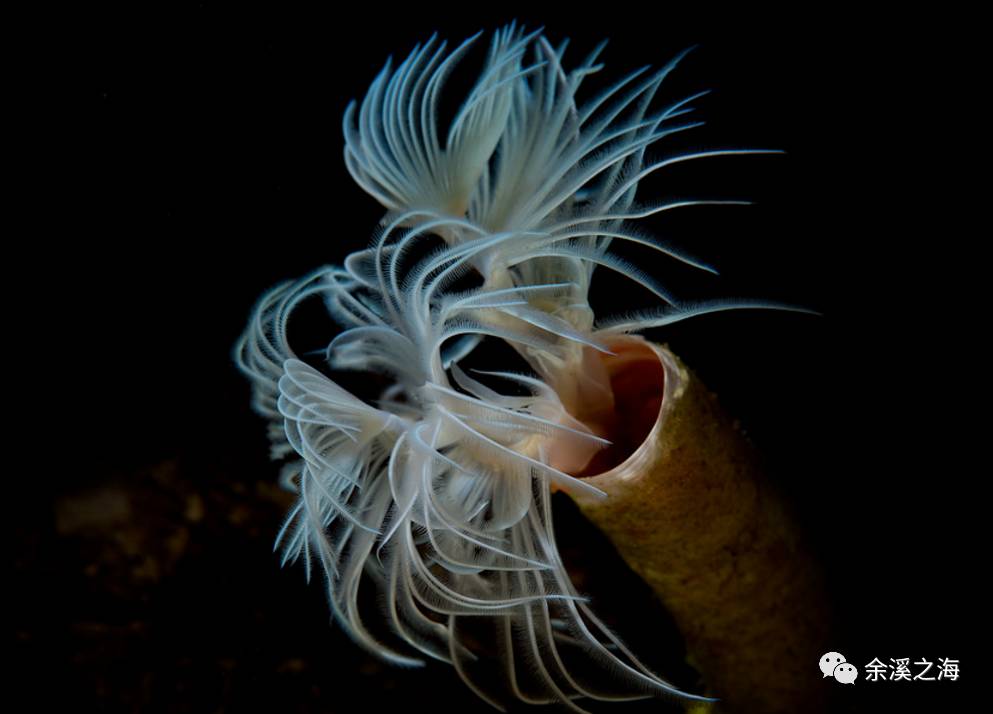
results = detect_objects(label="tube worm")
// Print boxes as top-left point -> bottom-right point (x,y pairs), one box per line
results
235,23 -> 825,713
565,336 -> 831,713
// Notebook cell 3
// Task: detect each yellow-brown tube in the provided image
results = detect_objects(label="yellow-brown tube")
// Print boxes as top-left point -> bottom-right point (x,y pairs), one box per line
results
567,336 -> 831,714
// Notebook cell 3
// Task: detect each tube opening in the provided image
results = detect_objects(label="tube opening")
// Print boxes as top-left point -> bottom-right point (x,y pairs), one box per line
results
573,339 -> 666,478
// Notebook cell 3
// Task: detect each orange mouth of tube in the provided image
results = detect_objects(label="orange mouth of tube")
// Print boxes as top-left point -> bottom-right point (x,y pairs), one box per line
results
574,338 -> 665,478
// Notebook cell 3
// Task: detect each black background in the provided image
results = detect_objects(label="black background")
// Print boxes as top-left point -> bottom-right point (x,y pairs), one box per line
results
19,4 -> 976,712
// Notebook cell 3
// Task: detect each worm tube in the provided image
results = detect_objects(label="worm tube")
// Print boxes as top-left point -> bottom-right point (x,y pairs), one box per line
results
564,335 -> 832,714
